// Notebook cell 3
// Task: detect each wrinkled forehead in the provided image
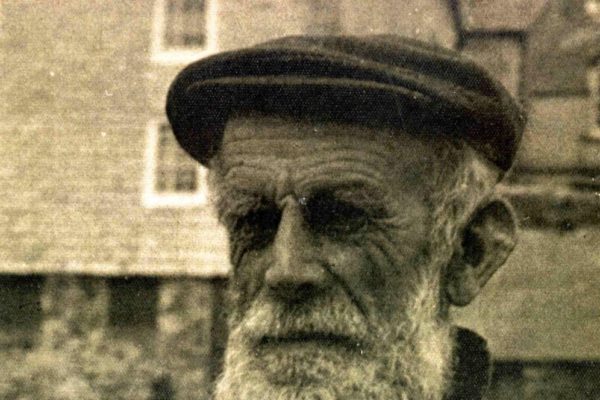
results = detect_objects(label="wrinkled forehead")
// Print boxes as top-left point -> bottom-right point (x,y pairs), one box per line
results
220,113 -> 439,168
216,112 -> 440,199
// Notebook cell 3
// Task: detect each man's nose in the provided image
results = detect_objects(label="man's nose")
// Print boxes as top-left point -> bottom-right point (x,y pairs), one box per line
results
265,197 -> 331,302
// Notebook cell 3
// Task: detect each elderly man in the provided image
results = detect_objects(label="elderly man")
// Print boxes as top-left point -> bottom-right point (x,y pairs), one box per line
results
166,36 -> 525,400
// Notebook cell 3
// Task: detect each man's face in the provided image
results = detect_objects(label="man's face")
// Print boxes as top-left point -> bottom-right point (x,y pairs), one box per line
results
213,114 -> 455,400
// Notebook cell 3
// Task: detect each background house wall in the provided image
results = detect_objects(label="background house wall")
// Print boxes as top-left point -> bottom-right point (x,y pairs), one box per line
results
451,2 -> 600,397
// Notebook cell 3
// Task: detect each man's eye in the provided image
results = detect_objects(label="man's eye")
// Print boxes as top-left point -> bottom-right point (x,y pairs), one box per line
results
233,206 -> 281,249
305,194 -> 368,236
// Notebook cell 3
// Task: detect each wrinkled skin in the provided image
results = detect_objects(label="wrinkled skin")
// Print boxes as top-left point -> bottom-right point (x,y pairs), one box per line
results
212,114 -> 456,400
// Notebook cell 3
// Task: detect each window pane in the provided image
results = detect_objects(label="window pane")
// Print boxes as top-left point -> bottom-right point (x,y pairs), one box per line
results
0,275 -> 44,349
156,170 -> 168,192
165,0 -> 207,48
155,123 -> 199,193
108,277 -> 158,328
175,169 -> 198,191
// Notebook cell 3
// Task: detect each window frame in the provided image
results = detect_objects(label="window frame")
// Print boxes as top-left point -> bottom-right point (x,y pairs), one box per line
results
151,0 -> 218,65
142,119 -> 208,208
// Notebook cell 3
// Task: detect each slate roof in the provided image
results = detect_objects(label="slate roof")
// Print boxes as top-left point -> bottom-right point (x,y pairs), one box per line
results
457,0 -> 548,31
525,0 -> 600,95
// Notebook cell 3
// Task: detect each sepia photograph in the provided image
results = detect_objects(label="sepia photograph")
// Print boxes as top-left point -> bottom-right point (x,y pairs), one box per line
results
1,0 -> 599,399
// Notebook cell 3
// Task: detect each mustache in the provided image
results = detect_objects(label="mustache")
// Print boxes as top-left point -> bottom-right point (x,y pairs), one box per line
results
230,290 -> 373,351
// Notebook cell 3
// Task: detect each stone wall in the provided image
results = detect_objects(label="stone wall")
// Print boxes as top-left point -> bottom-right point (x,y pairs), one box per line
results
0,274 -> 225,400
488,361 -> 600,400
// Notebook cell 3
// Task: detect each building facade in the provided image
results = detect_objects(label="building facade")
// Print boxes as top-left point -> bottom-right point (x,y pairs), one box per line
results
0,0 -> 599,398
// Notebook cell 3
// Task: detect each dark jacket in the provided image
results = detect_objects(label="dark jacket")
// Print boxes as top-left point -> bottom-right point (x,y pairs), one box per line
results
445,328 -> 492,400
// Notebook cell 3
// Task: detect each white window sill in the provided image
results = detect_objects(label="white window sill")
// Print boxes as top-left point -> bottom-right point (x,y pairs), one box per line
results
142,191 -> 208,209
151,48 -> 217,65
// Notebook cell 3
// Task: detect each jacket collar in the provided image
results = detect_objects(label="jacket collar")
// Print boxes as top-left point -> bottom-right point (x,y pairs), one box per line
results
444,327 -> 492,400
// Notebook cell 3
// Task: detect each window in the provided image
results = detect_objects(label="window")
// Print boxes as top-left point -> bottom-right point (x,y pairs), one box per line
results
587,66 -> 600,140
0,275 -> 44,349
142,120 -> 208,208
151,0 -> 218,64
108,277 -> 158,330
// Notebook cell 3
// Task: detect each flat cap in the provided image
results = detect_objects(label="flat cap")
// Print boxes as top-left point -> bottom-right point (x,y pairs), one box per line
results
166,35 -> 525,171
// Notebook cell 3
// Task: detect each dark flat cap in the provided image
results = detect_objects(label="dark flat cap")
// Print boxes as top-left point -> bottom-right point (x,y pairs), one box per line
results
166,35 -> 525,171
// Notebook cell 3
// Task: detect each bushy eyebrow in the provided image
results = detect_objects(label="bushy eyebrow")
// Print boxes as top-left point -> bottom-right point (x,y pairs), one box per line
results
214,178 -> 393,223
304,182 -> 391,216
213,185 -> 267,231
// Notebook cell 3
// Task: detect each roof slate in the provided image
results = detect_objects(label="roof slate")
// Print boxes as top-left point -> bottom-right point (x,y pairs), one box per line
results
457,0 -> 548,31
526,0 -> 600,94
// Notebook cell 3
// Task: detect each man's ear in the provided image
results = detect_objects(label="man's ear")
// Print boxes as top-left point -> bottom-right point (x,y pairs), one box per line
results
445,199 -> 517,306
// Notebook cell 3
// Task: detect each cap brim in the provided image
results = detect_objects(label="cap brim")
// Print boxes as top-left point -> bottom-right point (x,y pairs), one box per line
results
171,77 -> 514,170
174,76 -> 433,163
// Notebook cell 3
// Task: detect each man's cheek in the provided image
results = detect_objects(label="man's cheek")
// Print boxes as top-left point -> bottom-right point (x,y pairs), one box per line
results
231,250 -> 270,310
324,230 -> 430,316
318,238 -> 389,316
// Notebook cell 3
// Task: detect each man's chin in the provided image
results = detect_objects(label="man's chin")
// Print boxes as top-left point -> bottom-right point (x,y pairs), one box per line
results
216,326 -> 453,400
252,340 -> 364,386
214,342 -> 391,400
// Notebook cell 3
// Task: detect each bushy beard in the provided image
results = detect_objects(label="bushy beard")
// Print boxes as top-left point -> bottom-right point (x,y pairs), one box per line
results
214,266 -> 454,400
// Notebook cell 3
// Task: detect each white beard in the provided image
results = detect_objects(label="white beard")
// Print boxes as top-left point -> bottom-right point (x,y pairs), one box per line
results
214,271 -> 454,400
